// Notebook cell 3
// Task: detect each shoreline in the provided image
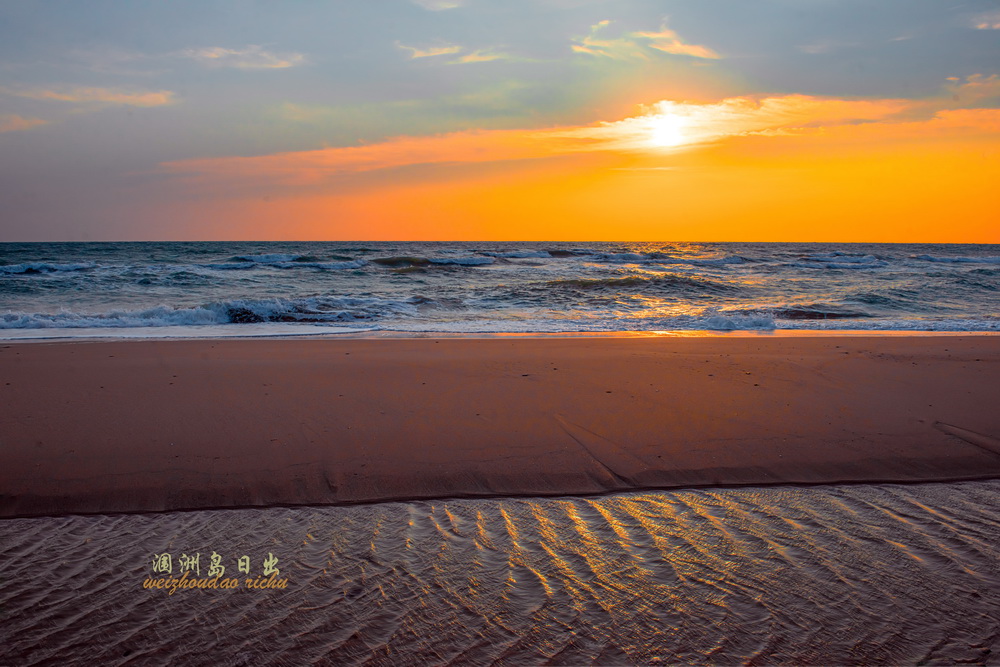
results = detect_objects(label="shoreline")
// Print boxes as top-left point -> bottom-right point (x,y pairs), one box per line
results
2,327 -> 999,344
3,335 -> 999,519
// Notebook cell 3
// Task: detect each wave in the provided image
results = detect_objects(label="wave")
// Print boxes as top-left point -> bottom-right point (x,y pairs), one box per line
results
914,254 -> 1000,264
793,253 -> 887,269
0,261 -> 97,274
380,313 -> 1000,335
723,303 -> 873,320
697,311 -> 776,330
371,256 -> 430,267
772,307 -> 871,320
203,259 -> 367,271
483,251 -> 552,259
545,273 -> 738,293
231,253 -> 303,263
587,252 -> 746,267
428,257 -> 494,266
372,255 -> 494,267
0,295 -> 422,329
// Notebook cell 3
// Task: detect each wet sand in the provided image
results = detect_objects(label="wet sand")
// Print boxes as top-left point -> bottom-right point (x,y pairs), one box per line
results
2,482 -> 999,665
1,335 -> 998,518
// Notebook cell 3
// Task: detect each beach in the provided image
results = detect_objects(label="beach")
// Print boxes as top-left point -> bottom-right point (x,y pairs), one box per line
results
3,481 -> 999,664
3,334 -> 998,518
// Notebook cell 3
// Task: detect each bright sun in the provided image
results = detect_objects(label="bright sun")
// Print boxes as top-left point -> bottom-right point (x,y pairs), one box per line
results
647,114 -> 687,148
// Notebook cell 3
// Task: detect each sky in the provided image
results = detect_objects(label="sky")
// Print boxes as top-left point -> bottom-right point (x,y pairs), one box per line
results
0,0 -> 997,242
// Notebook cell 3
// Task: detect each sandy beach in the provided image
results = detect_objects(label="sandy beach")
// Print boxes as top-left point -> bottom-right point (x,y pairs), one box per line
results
2,335 -> 998,518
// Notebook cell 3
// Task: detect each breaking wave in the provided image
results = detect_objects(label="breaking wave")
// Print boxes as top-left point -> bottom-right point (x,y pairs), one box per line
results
0,296 -> 423,329
915,254 -> 1000,264
371,255 -> 494,268
1,261 -> 97,274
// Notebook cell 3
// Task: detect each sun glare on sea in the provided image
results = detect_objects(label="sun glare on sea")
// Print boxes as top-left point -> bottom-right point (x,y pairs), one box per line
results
647,114 -> 688,148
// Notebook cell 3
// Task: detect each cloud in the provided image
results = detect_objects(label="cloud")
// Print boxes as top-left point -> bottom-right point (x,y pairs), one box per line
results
571,20 -> 644,60
397,42 -> 515,64
572,20 -> 720,61
163,129 -> 586,185
272,79 -> 535,134
448,50 -> 511,65
971,10 -> 1000,29
944,74 -> 1000,104
556,95 -> 910,150
162,95 -> 904,183
632,25 -> 721,59
558,75 -> 1000,151
410,0 -> 464,10
163,76 -> 1000,185
0,114 -> 48,133
182,45 -> 305,69
4,86 -> 175,107
396,42 -> 463,59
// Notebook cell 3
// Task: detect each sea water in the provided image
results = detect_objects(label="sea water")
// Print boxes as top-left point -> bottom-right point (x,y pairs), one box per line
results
2,241 -> 998,338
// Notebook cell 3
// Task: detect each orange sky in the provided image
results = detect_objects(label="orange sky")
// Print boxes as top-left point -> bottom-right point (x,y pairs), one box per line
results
157,83 -> 1000,242
5,2 -> 998,242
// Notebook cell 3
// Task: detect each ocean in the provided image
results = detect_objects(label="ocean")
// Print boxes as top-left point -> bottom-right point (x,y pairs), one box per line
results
2,241 -> 999,338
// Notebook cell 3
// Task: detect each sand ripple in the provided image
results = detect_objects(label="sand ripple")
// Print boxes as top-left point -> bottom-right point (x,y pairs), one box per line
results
1,481 -> 999,665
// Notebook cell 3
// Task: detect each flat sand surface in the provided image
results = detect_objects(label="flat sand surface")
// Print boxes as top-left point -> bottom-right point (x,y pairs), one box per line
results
2,336 -> 998,518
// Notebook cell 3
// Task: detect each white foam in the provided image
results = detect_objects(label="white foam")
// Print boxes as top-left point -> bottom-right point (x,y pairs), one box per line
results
0,323 -> 377,340
0,295 -> 421,330
233,253 -> 303,263
914,254 -> 1000,264
793,257 -> 887,269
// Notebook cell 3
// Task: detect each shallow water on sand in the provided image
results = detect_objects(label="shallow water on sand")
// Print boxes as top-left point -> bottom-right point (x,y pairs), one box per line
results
1,481 -> 999,666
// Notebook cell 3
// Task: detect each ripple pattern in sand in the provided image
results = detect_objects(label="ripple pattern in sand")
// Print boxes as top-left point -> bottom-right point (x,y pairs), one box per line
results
1,481 -> 999,665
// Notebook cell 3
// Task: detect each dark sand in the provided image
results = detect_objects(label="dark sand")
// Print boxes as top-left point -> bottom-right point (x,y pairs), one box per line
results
1,335 -> 998,518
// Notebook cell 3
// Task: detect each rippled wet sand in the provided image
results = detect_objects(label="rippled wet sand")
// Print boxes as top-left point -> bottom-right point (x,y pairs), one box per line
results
2,481 -> 999,665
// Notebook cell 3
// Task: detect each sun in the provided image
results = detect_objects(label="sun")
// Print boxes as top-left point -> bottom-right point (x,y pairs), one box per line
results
647,113 -> 688,148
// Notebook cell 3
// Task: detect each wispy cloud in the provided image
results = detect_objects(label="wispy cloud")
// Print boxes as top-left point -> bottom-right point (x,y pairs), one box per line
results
273,79 -> 534,131
181,45 -> 305,69
410,0 -> 465,10
557,96 -> 909,150
396,42 -> 511,64
572,20 -> 720,61
943,74 -> 1000,104
449,49 -> 512,65
4,86 -> 175,107
971,10 -> 1000,29
0,114 -> 48,133
163,129 -> 585,185
396,42 -> 463,59
633,25 -> 721,59
163,76 -> 1000,185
